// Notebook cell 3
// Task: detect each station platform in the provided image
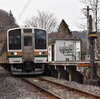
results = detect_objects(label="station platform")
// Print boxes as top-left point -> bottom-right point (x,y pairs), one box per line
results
47,61 -> 100,85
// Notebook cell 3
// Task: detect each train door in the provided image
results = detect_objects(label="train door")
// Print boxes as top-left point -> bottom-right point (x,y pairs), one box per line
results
22,33 -> 34,61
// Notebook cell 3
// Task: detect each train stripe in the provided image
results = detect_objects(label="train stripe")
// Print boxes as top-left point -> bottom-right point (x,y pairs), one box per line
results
7,52 -> 22,56
34,55 -> 48,57
34,51 -> 48,56
8,56 -> 22,58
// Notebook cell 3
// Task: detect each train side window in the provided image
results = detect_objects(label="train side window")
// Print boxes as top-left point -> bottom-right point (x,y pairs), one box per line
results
9,29 -> 21,50
24,36 -> 32,46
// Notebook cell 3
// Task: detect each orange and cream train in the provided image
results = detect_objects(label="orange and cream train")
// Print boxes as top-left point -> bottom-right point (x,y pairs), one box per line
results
0,27 -> 48,75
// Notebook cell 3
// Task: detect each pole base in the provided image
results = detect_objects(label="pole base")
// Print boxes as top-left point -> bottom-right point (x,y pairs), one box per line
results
85,79 -> 100,86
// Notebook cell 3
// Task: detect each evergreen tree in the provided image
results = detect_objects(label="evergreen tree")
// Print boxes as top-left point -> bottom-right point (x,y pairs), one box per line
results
9,10 -> 15,26
57,19 -> 72,38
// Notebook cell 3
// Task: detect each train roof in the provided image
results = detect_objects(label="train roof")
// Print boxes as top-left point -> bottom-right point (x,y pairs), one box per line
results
48,38 -> 81,45
7,27 -> 46,32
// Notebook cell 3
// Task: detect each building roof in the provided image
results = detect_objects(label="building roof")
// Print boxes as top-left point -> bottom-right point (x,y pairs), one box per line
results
48,19 -> 81,45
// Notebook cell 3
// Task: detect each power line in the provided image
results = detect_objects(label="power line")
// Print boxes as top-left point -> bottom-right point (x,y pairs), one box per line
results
17,0 -> 31,22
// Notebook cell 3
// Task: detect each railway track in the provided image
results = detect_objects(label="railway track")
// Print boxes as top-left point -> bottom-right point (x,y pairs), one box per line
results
20,76 -> 100,99
21,77 -> 61,99
0,66 -> 100,98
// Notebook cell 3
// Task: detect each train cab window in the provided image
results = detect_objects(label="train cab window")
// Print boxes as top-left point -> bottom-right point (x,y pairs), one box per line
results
34,29 -> 46,49
9,29 -> 21,50
24,36 -> 32,46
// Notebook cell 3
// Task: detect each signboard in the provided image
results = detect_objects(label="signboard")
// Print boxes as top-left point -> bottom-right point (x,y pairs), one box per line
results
79,63 -> 90,67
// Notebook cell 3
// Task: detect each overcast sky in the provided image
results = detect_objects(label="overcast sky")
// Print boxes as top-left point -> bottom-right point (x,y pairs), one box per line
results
0,0 -> 84,31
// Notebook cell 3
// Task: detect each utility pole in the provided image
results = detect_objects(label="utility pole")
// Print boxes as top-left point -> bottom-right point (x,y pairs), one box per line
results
84,5 -> 97,80
83,6 -> 92,59
88,15 -> 95,80
85,5 -> 99,86
88,15 -> 99,85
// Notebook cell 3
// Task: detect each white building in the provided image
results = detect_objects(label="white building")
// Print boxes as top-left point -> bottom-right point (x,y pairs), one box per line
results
48,38 -> 81,62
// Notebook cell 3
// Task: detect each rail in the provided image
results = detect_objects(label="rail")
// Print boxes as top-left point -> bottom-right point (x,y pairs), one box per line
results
20,77 -> 100,99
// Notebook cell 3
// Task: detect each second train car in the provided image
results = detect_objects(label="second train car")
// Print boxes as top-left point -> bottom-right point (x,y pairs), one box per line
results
0,27 -> 48,75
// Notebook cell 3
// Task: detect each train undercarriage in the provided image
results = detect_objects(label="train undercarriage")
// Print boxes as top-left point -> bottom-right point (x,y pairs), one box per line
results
10,62 -> 45,75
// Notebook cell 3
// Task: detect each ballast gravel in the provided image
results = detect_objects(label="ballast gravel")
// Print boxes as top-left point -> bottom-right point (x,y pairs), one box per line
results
0,67 -> 100,99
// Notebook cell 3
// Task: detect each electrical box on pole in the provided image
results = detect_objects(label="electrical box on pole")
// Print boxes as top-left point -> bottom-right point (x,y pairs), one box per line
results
88,32 -> 97,39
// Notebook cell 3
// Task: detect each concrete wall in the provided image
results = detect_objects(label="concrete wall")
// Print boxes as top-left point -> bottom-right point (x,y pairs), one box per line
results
48,65 -> 83,84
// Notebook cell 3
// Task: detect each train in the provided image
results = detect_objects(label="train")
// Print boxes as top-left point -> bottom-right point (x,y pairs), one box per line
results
0,27 -> 48,75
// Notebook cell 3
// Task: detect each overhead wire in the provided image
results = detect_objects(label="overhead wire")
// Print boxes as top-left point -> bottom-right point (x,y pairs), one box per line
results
17,0 -> 31,22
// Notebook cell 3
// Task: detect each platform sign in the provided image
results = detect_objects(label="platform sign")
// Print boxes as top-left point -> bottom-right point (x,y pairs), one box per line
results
78,63 -> 90,67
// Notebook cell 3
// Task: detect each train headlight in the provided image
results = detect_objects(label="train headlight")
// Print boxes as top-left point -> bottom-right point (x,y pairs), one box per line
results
14,52 -> 17,55
39,52 -> 42,55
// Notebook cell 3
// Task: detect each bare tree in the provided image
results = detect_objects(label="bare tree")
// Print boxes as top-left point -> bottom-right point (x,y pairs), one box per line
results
80,0 -> 100,58
25,11 -> 58,33
79,0 -> 100,31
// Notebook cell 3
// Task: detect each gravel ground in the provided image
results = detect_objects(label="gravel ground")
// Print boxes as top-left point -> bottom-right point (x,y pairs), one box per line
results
0,67 -> 52,99
0,67 -> 100,99
0,76 -> 39,99
0,77 -> 58,99
42,77 -> 100,97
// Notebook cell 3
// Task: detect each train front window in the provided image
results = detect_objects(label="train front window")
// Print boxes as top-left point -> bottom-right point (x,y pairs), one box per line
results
34,29 -> 46,49
24,36 -> 32,46
9,29 -> 21,50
